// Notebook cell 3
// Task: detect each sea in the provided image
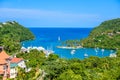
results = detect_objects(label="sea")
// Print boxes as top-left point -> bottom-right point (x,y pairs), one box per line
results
21,28 -> 115,59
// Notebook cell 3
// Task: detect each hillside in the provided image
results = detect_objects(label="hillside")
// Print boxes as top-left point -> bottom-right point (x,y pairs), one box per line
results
0,21 -> 34,54
81,18 -> 120,50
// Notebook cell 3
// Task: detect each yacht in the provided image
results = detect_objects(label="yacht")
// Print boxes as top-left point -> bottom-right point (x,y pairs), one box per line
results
109,53 -> 117,57
101,49 -> 104,52
71,50 -> 75,55
84,53 -> 88,57
45,46 -> 54,56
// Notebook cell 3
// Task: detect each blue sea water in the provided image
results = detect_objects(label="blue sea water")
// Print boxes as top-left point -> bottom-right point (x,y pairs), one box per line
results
22,28 -> 115,59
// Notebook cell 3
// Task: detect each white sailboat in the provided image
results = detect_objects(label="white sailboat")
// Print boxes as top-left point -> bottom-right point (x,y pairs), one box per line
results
45,46 -> 54,57
94,48 -> 98,55
58,36 -> 61,41
101,49 -> 104,55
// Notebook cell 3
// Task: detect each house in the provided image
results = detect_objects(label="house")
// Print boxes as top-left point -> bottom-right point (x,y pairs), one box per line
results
0,47 -> 26,79
10,63 -> 17,78
108,32 -> 113,36
0,48 -> 10,80
9,58 -> 26,79
11,57 -> 26,69
116,31 -> 120,34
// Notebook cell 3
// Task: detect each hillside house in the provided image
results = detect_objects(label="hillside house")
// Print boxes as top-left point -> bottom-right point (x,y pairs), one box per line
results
0,47 -> 26,79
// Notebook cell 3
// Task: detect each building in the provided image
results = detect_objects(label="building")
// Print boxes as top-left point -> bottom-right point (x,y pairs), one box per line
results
0,47 -> 10,80
11,57 -> 26,69
0,47 -> 26,79
10,63 -> 17,78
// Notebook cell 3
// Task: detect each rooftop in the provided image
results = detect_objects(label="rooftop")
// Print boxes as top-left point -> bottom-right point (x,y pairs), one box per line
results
0,60 -> 7,64
11,58 -> 23,63
0,50 -> 10,60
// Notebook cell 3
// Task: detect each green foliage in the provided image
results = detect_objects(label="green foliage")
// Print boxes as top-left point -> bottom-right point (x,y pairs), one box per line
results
0,76 -> 3,80
0,21 -> 34,54
62,40 -> 81,47
42,58 -> 69,80
16,50 -> 120,80
17,49 -> 46,68
57,70 -> 82,80
81,18 -> 120,50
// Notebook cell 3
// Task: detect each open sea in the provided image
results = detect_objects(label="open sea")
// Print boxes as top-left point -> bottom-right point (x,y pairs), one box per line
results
21,28 -> 115,59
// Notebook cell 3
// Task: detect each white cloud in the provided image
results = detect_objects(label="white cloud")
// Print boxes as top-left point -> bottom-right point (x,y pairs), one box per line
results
0,8 -> 99,21
0,8 -> 102,27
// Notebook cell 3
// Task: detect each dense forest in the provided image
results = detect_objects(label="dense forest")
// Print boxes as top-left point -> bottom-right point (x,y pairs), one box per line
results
81,18 -> 120,50
0,21 -> 34,54
14,49 -> 120,80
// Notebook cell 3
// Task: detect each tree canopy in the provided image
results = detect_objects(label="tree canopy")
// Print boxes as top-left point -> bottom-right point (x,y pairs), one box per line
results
0,21 -> 34,54
81,18 -> 120,50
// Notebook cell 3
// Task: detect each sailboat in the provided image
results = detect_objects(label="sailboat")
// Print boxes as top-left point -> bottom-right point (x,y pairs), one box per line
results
94,48 -> 98,55
84,48 -> 88,57
101,49 -> 104,55
45,46 -> 54,57
58,36 -> 61,41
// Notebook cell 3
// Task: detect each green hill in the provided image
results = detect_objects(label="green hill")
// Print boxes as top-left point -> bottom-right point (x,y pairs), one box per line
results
0,21 -> 34,54
81,18 -> 120,50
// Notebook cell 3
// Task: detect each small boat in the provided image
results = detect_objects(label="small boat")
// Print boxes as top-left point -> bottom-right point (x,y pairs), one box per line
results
95,48 -> 98,52
58,36 -> 61,41
110,50 -> 113,53
94,48 -> 98,55
45,46 -> 54,57
101,49 -> 104,55
109,53 -> 117,57
101,49 -> 104,52
84,53 -> 88,57
44,50 -> 54,57
71,50 -> 75,54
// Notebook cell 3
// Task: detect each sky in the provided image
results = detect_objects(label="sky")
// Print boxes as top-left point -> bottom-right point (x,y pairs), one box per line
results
0,0 -> 120,28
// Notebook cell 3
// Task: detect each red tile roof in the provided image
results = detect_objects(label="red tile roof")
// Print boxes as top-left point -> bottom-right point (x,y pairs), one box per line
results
0,60 -> 7,64
0,71 -> 4,74
11,58 -> 23,63
0,51 -> 10,60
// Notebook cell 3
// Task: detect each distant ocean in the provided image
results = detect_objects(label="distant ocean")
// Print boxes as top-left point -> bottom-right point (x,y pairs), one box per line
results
22,28 -> 115,59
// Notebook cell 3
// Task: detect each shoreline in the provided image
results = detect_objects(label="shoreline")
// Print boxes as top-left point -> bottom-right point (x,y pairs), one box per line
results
56,46 -> 83,49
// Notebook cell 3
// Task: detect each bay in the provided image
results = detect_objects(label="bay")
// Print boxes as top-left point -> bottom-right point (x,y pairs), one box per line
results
21,28 -> 115,59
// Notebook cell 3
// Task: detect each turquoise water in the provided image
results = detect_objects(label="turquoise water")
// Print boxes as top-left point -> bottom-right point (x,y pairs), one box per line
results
22,28 -> 115,59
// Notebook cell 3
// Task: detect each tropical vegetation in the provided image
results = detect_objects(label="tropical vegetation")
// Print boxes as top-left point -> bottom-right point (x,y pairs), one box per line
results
0,21 -> 34,54
81,18 -> 120,50
14,50 -> 120,80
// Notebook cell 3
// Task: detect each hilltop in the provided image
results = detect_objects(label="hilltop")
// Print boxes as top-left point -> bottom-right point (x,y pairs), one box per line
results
81,18 -> 120,50
0,21 -> 34,54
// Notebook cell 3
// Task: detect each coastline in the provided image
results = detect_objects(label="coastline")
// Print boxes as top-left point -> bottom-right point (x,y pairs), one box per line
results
56,46 -> 83,49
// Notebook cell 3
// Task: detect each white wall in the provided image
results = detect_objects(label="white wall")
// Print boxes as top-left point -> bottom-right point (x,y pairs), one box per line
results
18,61 -> 26,68
10,68 -> 17,78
